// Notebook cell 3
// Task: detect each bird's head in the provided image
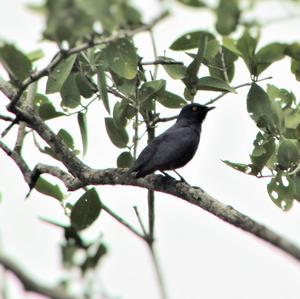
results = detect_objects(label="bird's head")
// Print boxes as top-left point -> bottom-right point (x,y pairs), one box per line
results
176,103 -> 215,125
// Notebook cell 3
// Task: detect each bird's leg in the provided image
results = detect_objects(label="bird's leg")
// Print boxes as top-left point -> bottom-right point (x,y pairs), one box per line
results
173,170 -> 189,184
160,170 -> 175,180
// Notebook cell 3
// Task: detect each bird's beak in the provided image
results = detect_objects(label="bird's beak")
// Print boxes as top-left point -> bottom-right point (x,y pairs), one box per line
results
206,106 -> 215,111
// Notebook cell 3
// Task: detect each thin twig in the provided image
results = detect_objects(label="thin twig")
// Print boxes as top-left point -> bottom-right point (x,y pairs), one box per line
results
204,76 -> 273,105
147,27 -> 167,299
149,29 -> 159,81
148,246 -> 168,299
1,118 -> 18,138
0,114 -> 14,122
133,206 -> 148,236
101,202 -> 145,240
141,60 -> 183,66
219,47 -> 229,83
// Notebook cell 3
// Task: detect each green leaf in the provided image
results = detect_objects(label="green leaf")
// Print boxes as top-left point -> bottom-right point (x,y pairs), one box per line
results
97,66 -> 110,113
277,139 -> 300,170
282,106 -> 300,139
204,39 -> 220,61
285,43 -> 300,60
237,30 -> 258,60
35,177 -> 64,201
34,93 -> 65,120
27,49 -> 44,62
176,0 -> 206,7
58,129 -> 75,150
39,103 -> 65,121
43,0 -> 93,43
71,188 -> 102,231
170,31 -> 214,51
81,242 -> 107,273
156,91 -> 187,108
159,56 -> 187,79
236,30 -> 258,74
255,43 -> 287,75
104,38 -> 138,79
46,54 -> 77,94
75,73 -> 95,98
247,83 -> 283,134
183,87 -> 194,101
110,72 -> 137,96
64,226 -> 85,248
117,151 -> 133,168
222,160 -> 253,174
222,36 -> 242,56
292,174 -> 300,201
184,34 -> 212,93
77,112 -> 88,156
76,0 -> 137,32
124,104 -> 136,119
250,133 -> 276,174
0,43 -> 32,81
291,58 -> 300,81
140,80 -> 166,106
196,76 -> 236,93
209,46 -> 238,82
267,84 -> 295,109
61,242 -> 78,267
267,173 -> 294,211
105,117 -> 129,148
60,73 -> 81,109
113,100 -> 128,128
216,0 -> 240,36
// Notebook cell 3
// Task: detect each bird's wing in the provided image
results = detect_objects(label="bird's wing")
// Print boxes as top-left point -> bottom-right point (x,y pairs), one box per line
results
130,126 -> 199,175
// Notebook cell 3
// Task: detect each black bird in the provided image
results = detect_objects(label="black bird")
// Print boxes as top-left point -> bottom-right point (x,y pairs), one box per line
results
128,103 -> 214,181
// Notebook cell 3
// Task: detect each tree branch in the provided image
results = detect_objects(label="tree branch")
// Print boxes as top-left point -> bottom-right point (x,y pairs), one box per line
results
141,60 -> 183,66
150,76 -> 274,125
21,161 -> 300,263
63,168 -> 300,263
0,253 -> 74,299
1,76 -> 300,264
0,114 -> 14,122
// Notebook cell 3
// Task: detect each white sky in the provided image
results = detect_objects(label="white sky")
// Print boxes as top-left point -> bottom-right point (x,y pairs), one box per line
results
1,1 -> 300,299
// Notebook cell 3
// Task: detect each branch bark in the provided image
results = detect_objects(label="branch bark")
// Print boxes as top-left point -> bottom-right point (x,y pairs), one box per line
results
0,253 -> 74,299
44,167 -> 300,263
1,76 -> 300,264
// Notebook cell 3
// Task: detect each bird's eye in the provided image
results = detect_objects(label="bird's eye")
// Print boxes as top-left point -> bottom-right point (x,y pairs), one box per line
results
191,106 -> 198,112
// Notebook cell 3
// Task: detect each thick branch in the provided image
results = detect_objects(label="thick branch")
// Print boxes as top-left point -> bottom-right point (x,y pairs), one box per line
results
1,9 -> 292,299
8,151 -> 300,264
1,66 -> 300,265
0,253 -> 74,299
64,168 -> 300,263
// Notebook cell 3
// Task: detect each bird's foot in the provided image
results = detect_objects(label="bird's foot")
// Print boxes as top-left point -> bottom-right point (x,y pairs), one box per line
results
160,171 -> 175,181
173,170 -> 189,185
